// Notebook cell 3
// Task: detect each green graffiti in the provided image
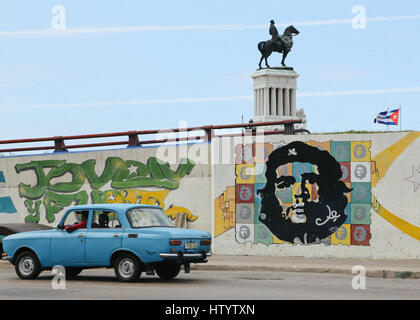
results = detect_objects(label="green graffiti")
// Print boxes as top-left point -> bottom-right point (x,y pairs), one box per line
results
24,200 -> 41,223
15,160 -> 65,199
15,156 -> 196,223
111,158 -> 195,190
81,157 -> 124,189
47,163 -> 86,193
43,191 -> 89,223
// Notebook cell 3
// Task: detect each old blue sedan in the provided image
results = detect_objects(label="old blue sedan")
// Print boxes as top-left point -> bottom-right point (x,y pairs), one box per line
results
1,204 -> 211,282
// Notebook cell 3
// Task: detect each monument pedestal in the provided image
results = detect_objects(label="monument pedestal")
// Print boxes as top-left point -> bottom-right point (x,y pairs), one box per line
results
250,67 -> 305,132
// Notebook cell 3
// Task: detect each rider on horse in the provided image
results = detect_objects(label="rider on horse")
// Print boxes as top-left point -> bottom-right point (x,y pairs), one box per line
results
269,20 -> 285,51
269,20 -> 294,52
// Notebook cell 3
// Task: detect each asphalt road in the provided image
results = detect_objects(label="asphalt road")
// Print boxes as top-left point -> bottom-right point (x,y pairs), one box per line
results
0,267 -> 420,300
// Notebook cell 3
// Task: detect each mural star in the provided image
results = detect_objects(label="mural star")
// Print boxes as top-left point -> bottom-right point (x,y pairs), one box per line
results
405,166 -> 420,192
127,164 -> 138,175
107,193 -> 117,201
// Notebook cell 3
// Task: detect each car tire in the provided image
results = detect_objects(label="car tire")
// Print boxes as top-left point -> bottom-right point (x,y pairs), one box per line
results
155,262 -> 181,280
65,267 -> 83,278
114,253 -> 141,282
15,251 -> 42,280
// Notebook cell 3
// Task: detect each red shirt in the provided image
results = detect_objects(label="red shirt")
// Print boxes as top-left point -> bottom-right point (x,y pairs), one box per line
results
65,221 -> 87,232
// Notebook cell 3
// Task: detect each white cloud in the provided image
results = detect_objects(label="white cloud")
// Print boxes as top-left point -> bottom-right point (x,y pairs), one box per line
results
0,15 -> 419,36
0,87 -> 419,110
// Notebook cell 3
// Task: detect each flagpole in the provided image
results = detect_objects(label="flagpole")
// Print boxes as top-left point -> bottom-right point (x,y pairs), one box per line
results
387,106 -> 389,132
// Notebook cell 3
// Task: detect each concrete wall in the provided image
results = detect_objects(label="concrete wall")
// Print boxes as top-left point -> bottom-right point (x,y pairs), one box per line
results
0,144 -> 212,232
212,132 -> 420,259
1,131 -> 419,259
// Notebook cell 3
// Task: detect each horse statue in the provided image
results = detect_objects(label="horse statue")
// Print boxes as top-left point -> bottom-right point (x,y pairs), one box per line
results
258,25 -> 300,69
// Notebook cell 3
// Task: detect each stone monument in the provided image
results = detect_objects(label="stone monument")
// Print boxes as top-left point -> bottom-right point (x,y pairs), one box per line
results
251,20 -> 306,132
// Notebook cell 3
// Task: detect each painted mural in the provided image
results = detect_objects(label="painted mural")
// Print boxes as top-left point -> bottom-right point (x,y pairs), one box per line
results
0,170 -> 17,214
14,156 -> 198,224
215,140 -> 374,246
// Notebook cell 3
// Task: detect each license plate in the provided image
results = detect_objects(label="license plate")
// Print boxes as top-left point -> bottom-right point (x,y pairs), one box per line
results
185,241 -> 198,249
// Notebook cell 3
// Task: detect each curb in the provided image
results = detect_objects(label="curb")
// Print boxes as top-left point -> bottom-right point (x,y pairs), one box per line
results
190,264 -> 420,279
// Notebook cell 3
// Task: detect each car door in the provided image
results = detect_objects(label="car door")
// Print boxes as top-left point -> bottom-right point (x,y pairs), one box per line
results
85,210 -> 123,265
50,210 -> 88,265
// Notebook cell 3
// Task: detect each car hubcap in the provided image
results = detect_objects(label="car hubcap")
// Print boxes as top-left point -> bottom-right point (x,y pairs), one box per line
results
19,257 -> 35,276
119,258 -> 135,278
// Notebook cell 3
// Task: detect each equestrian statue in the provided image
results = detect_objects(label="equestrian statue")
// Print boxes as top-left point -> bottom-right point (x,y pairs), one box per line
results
258,20 -> 300,69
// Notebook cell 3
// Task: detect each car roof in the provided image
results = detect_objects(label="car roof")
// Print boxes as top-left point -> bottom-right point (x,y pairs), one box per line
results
68,203 -> 162,212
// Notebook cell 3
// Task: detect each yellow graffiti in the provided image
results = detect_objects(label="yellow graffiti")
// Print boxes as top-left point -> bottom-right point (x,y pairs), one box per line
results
369,132 -> 420,240
104,189 -> 198,222
372,195 -> 420,241
214,186 -> 235,237
165,205 -> 198,222
371,132 -> 420,187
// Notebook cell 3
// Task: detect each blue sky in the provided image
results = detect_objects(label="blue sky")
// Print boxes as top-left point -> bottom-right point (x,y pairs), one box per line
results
0,0 -> 419,141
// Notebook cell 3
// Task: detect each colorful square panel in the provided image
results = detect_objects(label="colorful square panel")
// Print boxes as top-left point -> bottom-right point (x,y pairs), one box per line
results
236,164 -> 255,184
235,184 -> 254,203
254,223 -> 274,245
350,162 -> 371,183
331,224 -> 351,245
331,141 -> 351,162
351,225 -> 371,246
235,223 -> 254,244
236,203 -> 254,224
254,143 -> 274,163
350,203 -> 371,225
235,144 -> 254,164
351,141 -> 371,162
339,162 -> 351,183
351,183 -> 371,203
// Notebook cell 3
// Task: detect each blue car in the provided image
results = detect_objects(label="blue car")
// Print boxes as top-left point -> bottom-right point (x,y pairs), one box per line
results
1,204 -> 211,282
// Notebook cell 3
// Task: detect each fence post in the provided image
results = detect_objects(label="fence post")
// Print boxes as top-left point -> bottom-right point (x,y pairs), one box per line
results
54,137 -> 67,152
128,132 -> 140,147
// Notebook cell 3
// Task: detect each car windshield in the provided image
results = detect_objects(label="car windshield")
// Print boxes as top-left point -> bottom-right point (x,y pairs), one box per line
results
126,207 -> 173,228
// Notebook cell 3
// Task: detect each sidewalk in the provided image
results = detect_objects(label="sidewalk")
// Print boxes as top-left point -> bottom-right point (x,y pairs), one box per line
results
2,255 -> 420,279
191,255 -> 420,279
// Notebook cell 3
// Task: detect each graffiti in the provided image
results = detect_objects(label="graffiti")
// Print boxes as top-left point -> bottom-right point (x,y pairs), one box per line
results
0,171 -> 17,214
372,195 -> 420,241
215,140 -> 374,246
15,157 -> 197,223
257,141 -> 352,244
405,166 -> 420,192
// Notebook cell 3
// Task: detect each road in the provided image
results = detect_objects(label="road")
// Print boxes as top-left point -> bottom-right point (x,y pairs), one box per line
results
0,267 -> 420,300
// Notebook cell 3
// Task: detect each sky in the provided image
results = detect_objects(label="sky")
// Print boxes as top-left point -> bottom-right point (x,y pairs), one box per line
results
0,0 -> 419,144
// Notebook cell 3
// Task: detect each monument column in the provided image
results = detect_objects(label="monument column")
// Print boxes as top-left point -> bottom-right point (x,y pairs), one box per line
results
283,88 -> 290,116
251,67 -> 299,131
277,88 -> 283,116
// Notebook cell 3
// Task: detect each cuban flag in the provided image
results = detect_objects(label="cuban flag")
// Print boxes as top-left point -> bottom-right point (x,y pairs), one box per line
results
374,108 -> 399,125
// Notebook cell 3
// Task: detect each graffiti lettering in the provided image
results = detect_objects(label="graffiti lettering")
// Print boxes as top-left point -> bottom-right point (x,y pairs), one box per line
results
315,205 -> 341,226
15,156 -> 196,223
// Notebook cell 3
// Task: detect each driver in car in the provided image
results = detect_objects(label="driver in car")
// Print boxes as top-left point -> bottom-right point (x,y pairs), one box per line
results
65,211 -> 89,232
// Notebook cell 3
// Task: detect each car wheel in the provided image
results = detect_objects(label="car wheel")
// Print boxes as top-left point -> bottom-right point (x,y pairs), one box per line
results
155,262 -> 181,280
65,267 -> 83,278
15,251 -> 42,280
114,253 -> 141,282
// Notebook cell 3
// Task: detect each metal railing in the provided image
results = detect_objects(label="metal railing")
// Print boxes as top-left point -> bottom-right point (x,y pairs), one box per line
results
0,119 -> 308,154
